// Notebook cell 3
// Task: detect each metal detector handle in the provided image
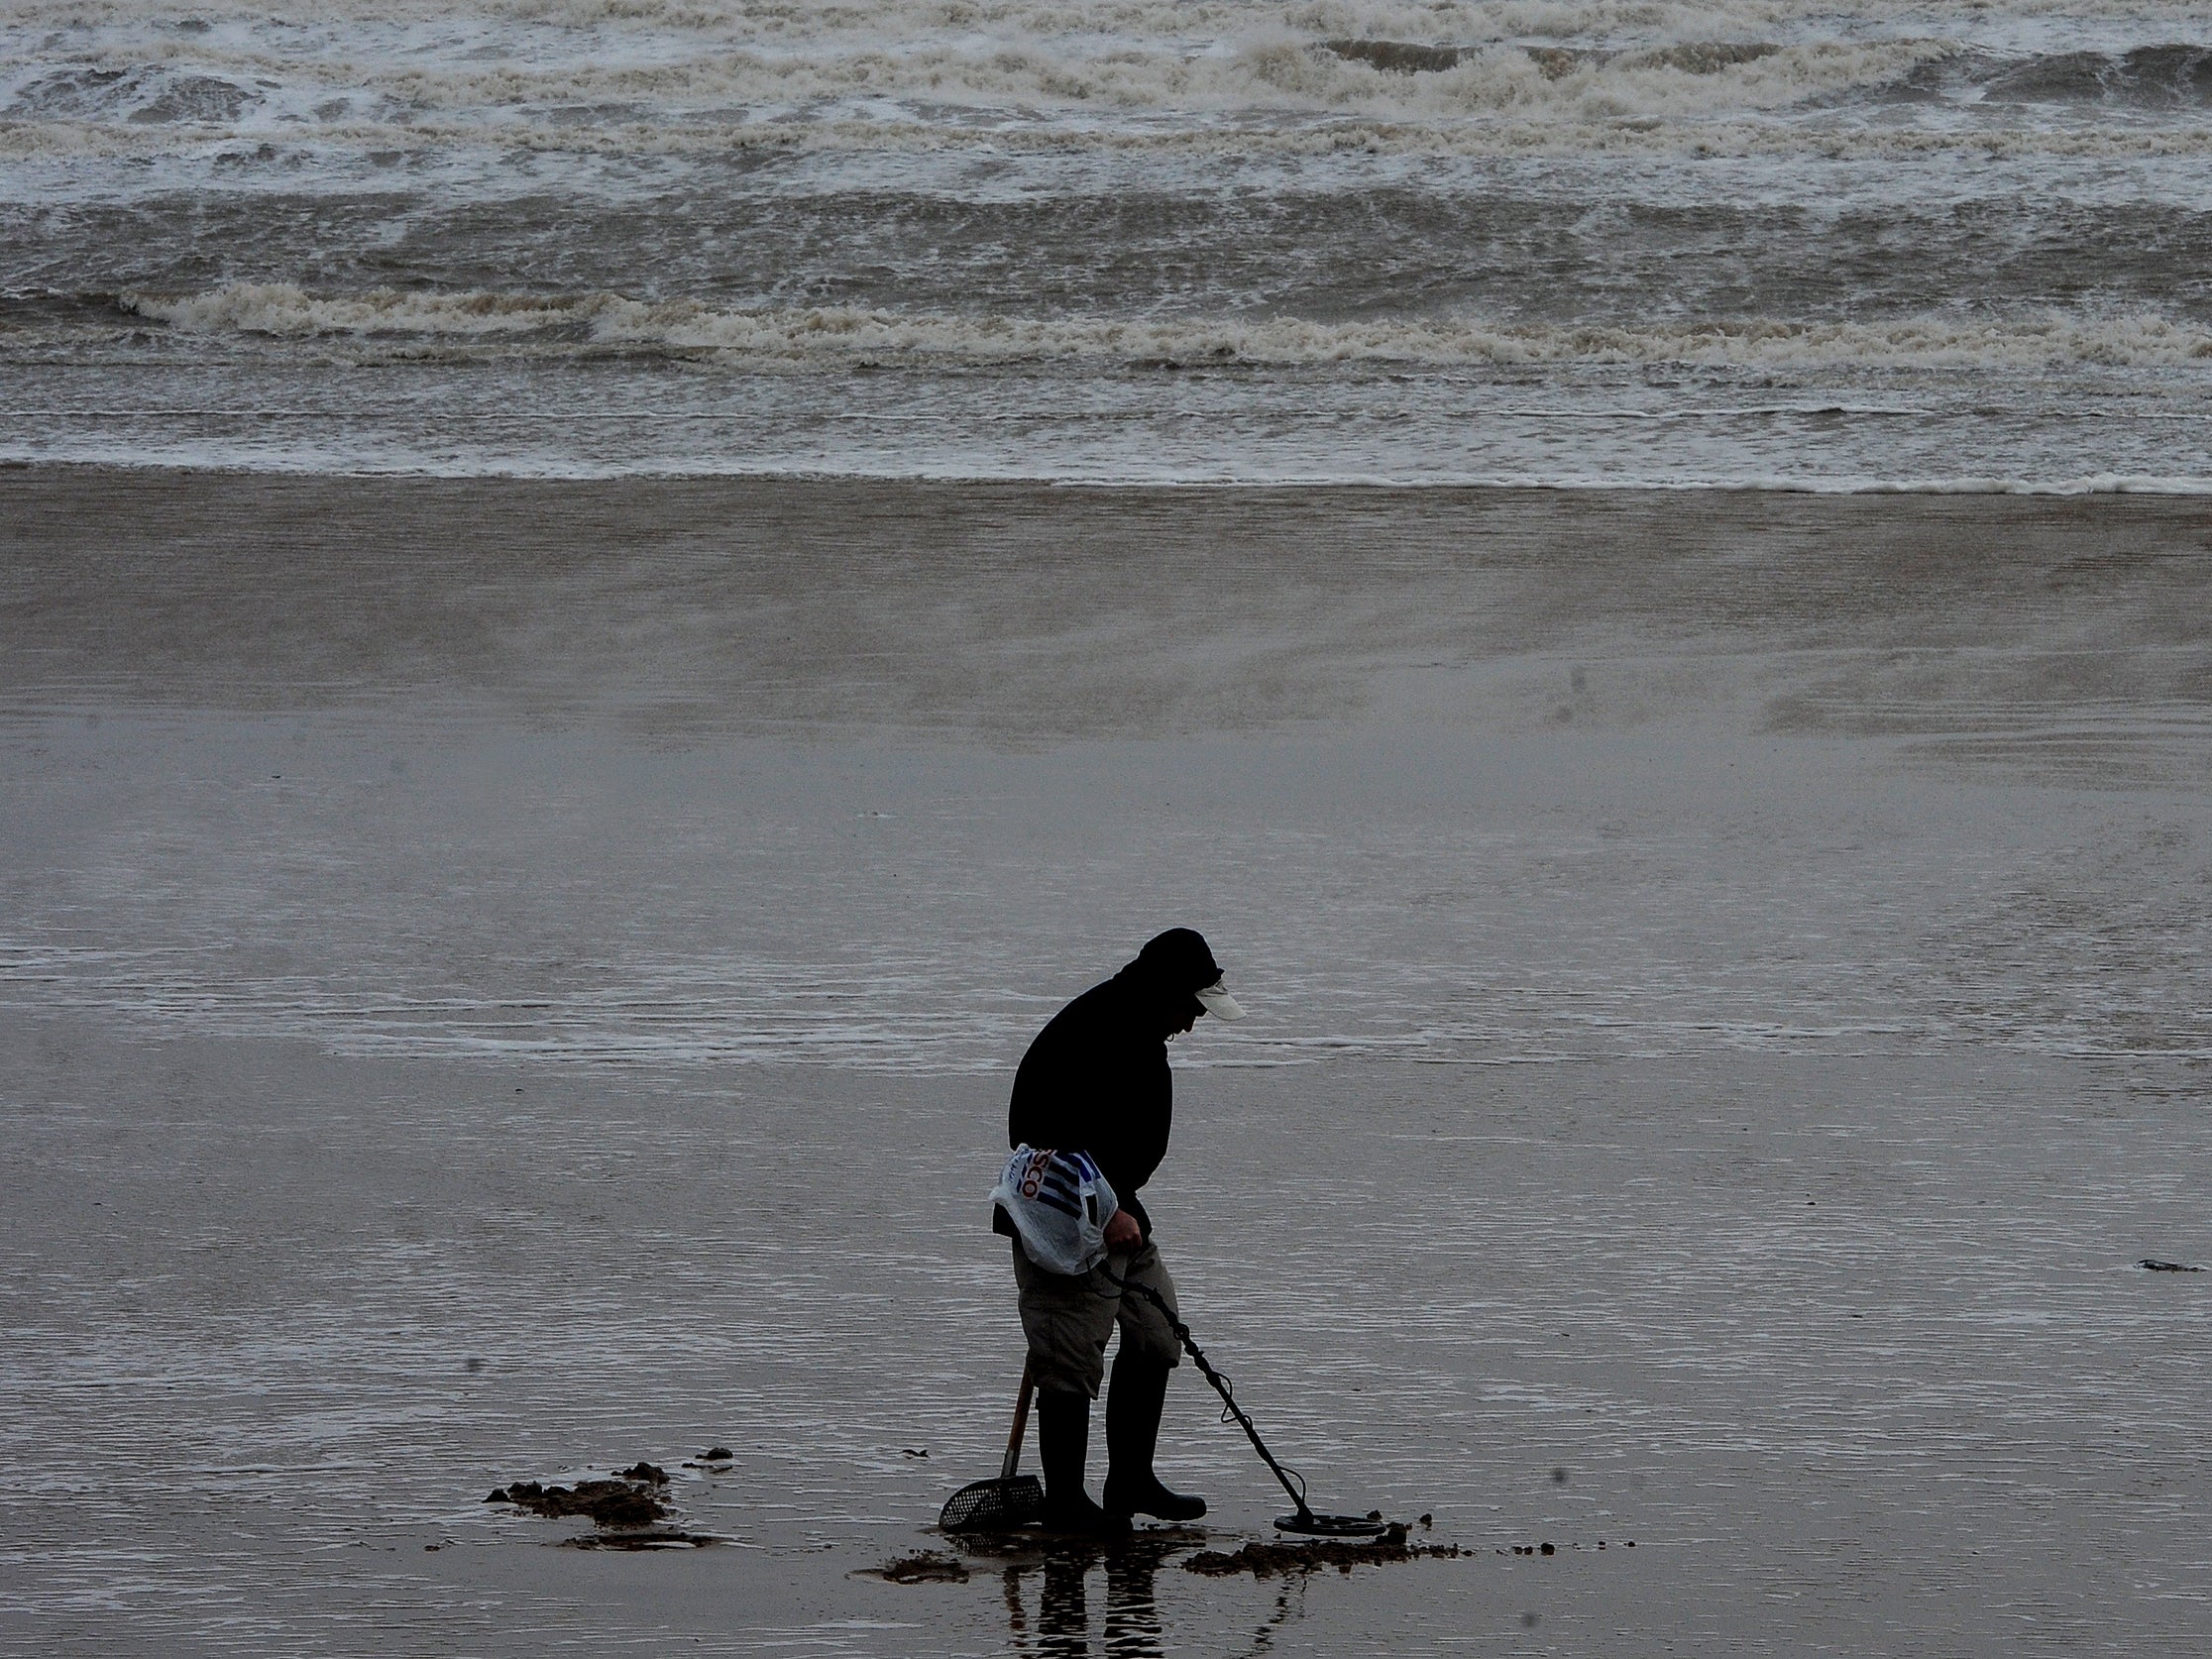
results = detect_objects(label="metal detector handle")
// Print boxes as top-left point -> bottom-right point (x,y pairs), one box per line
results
1115,1276 -> 1313,1520
1179,1331 -> 1312,1519
999,1361 -> 1036,1481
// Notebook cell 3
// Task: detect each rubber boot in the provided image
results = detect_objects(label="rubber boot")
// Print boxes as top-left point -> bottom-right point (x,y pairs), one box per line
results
1101,1357 -> 1208,1522
1035,1388 -> 1129,1536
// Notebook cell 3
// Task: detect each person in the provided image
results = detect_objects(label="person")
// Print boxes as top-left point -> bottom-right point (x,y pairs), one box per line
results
994,927 -> 1246,1533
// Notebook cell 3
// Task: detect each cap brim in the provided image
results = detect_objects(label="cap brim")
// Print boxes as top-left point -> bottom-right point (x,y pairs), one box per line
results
1194,980 -> 1246,1022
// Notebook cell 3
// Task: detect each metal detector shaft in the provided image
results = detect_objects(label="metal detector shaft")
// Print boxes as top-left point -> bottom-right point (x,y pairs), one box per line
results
1113,1275 -> 1312,1520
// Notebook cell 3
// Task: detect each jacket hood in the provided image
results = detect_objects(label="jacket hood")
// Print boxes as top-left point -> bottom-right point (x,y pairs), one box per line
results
1124,928 -> 1223,995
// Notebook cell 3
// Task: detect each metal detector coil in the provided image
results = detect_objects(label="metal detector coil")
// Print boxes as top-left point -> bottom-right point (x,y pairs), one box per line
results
1274,1509 -> 1391,1537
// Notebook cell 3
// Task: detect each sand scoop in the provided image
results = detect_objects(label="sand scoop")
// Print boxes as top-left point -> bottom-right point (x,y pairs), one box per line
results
939,1362 -> 1044,1532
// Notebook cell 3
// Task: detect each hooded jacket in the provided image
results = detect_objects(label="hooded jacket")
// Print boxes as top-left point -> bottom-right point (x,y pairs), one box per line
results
1000,931 -> 1220,1243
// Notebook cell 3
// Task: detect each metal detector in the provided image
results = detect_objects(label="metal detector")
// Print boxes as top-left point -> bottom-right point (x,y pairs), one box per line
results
1114,1275 -> 1389,1538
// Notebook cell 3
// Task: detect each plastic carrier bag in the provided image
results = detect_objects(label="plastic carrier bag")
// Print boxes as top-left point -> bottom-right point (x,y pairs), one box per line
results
991,1145 -> 1119,1275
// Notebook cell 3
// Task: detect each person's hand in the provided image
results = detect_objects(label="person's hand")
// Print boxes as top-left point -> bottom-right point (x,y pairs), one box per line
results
1103,1209 -> 1142,1253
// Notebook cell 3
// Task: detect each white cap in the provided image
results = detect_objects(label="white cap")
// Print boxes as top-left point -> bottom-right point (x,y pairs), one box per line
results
1194,978 -> 1247,1022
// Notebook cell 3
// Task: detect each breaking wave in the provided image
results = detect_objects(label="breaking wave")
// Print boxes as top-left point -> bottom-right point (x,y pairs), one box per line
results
16,113 -> 2212,169
1962,42 -> 2212,104
0,38 -> 1956,128
6,5 -> 2212,147
13,4 -> 2212,488
118,283 -> 2212,371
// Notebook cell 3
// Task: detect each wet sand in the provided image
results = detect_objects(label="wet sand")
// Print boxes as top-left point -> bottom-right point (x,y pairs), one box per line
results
3,469 -> 2209,1655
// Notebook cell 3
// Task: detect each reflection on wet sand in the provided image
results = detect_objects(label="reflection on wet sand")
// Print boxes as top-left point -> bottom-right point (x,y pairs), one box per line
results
989,1534 -> 1312,1659
997,1540 -> 1163,1659
1042,1553 -> 1094,1658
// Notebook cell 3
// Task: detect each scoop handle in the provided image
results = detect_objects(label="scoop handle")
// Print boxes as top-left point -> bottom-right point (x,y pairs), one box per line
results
999,1360 -> 1036,1481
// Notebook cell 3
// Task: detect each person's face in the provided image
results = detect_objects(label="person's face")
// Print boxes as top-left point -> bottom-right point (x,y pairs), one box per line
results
1163,998 -> 1202,1039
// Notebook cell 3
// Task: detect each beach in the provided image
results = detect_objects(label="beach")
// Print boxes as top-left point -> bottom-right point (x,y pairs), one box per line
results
4,469 -> 2208,1654
10,0 -> 2212,1648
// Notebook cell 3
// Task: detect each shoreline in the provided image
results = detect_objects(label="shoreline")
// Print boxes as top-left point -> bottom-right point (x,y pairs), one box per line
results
8,458 -> 2212,496
9,464 -> 2206,760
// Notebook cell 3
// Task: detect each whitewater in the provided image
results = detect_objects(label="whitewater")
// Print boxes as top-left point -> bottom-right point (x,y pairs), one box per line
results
4,0 -> 2211,485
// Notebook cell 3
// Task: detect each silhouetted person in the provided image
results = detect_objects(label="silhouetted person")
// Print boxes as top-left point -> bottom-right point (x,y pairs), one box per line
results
995,927 -> 1245,1533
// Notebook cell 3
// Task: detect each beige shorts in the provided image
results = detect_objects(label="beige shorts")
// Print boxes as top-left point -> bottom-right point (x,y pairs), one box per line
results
1011,1237 -> 1182,1398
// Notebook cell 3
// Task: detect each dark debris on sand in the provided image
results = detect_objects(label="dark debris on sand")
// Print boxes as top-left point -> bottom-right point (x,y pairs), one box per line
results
880,1520 -> 1637,1588
485,1465 -> 682,1534
1183,1523 -> 1464,1579
957,1527 -> 1202,1556
880,1514 -> 1627,1587
2141,1259 -> 2203,1272
863,1551 -> 972,1584
921,1528 -> 1203,1576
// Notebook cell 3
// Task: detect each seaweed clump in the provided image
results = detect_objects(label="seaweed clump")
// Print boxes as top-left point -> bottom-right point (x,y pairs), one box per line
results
865,1552 -> 972,1584
1183,1522 -> 1462,1579
486,1462 -> 673,1529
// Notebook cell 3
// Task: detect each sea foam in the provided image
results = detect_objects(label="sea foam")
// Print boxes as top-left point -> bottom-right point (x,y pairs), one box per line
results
120,284 -> 2212,373
8,0 -> 2212,484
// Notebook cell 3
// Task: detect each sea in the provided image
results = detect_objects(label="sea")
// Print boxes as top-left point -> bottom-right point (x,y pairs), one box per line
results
5,0 -> 2212,489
